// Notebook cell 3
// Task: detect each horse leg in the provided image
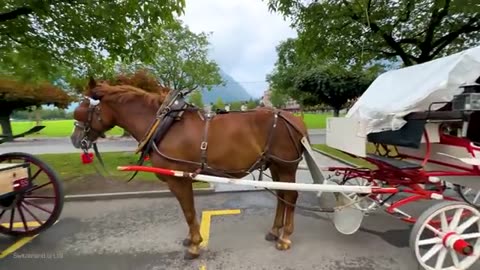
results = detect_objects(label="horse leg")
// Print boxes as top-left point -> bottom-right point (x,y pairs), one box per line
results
166,176 -> 203,259
265,170 -> 285,242
270,166 -> 298,251
276,189 -> 298,251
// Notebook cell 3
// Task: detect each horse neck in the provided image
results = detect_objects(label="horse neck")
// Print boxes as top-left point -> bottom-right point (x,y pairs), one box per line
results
108,99 -> 160,142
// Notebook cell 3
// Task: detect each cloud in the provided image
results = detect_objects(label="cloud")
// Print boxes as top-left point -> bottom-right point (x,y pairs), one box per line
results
180,0 -> 297,98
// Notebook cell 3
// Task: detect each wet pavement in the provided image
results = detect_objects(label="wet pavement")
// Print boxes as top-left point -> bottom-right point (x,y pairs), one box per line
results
2,191 -> 477,270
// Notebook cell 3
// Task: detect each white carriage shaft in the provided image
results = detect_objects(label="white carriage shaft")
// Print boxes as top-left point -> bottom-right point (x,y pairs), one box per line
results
0,163 -> 29,195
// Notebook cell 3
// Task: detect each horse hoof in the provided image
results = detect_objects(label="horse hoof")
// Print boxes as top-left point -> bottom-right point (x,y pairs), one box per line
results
182,238 -> 192,247
275,239 -> 291,251
265,232 -> 278,242
184,251 -> 200,260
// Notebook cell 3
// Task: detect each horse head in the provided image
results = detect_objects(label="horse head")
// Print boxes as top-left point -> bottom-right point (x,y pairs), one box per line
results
70,77 -> 116,150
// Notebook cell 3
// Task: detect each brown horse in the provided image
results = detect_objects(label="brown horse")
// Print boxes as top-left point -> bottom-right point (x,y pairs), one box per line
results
70,78 -> 309,259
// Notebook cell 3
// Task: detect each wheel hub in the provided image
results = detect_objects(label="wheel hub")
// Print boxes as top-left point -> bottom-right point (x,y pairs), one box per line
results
0,194 -> 19,210
443,231 -> 474,256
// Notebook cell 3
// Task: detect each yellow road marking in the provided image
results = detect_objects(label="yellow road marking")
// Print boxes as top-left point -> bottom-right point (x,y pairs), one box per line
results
0,220 -> 57,259
0,235 -> 38,259
1,221 -> 41,229
200,209 -> 241,248
199,209 -> 241,269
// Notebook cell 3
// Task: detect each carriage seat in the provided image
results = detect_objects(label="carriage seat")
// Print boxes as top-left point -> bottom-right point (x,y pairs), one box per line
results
367,154 -> 422,170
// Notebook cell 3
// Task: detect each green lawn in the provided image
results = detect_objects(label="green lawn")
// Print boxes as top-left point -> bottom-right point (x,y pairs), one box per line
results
6,113 -> 333,138
35,151 -> 210,191
298,113 -> 332,129
8,119 -> 123,137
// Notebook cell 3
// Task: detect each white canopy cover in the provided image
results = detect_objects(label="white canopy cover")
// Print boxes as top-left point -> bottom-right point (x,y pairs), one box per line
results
347,45 -> 480,137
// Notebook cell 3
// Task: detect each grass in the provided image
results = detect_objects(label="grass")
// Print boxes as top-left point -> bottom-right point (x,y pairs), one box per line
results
6,113 -> 334,138
7,119 -> 124,137
35,151 -> 210,189
298,113 -> 332,129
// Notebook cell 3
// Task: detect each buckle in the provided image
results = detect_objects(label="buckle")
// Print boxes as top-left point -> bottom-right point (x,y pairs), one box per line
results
200,141 -> 208,150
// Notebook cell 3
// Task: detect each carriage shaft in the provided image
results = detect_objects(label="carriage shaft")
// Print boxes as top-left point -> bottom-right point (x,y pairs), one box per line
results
117,165 -> 398,194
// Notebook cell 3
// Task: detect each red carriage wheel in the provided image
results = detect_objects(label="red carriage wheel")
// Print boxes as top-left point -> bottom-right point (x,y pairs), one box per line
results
0,152 -> 64,236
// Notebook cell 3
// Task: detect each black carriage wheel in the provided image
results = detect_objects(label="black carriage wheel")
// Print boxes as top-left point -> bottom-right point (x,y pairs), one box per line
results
456,185 -> 480,209
0,152 -> 64,236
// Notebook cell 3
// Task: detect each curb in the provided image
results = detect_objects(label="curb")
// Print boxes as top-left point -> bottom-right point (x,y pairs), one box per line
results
64,187 -> 215,202
312,148 -> 359,168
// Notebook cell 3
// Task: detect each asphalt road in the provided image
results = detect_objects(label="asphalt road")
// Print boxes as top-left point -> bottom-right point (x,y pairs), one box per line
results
0,130 -> 326,155
2,191 -> 477,270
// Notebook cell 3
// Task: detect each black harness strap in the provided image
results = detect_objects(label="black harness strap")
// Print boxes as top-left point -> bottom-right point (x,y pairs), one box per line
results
199,113 -> 213,170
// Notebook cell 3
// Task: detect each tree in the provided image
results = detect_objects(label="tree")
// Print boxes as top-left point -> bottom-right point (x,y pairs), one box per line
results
1,1 -> 186,85
266,39 -> 315,107
294,66 -> 374,116
0,77 -> 72,137
230,101 -> 242,111
247,99 -> 258,109
123,20 -> 223,91
214,97 -> 225,111
267,0 -> 480,67
269,89 -> 289,108
188,90 -> 204,108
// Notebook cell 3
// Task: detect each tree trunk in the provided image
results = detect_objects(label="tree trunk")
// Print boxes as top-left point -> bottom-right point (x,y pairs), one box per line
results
333,108 -> 340,117
0,113 -> 13,138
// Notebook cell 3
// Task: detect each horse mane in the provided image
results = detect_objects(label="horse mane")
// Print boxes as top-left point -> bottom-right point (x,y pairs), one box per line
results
84,69 -> 172,106
87,83 -> 166,106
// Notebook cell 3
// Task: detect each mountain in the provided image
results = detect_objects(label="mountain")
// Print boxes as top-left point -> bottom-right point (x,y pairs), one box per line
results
200,69 -> 252,104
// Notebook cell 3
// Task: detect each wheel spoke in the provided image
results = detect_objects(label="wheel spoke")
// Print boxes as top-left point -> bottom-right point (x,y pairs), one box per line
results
421,243 -> 443,262
449,208 -> 464,230
426,224 -> 442,236
20,202 -> 43,225
418,237 -> 442,246
26,181 -> 52,193
22,200 -> 53,214
23,195 -> 56,199
0,209 -> 5,219
474,192 -> 480,204
435,249 -> 447,270
8,208 -> 15,231
30,168 -> 42,181
440,212 -> 448,232
460,232 -> 480,240
450,249 -> 460,268
456,216 -> 480,234
17,203 -> 29,232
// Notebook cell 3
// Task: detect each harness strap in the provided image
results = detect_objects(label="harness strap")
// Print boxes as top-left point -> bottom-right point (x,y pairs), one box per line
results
246,110 -> 280,174
200,113 -> 213,170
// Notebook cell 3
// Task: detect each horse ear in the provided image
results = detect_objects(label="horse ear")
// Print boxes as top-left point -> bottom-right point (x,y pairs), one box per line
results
88,76 -> 97,90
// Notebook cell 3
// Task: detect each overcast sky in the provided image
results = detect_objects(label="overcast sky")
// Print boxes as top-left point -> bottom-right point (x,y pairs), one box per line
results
180,0 -> 297,98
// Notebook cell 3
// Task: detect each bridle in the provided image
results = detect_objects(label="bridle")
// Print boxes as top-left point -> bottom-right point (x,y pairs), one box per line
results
74,96 -> 107,152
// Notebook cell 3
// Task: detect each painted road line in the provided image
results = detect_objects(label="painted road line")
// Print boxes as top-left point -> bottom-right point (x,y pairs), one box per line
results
0,220 -> 58,259
0,235 -> 38,259
200,209 -> 241,248
1,221 -> 41,229
199,209 -> 241,270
